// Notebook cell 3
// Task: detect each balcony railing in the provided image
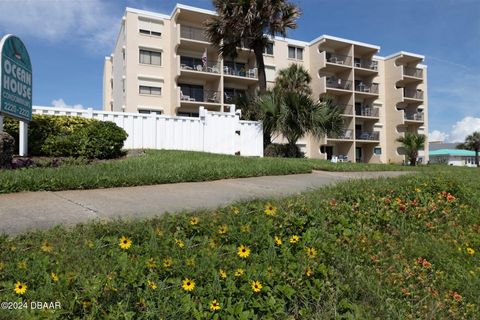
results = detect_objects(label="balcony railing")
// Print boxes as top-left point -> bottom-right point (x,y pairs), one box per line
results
404,112 -> 424,121
356,107 -> 379,117
403,67 -> 423,78
223,66 -> 257,79
180,59 -> 221,74
180,90 -> 221,103
337,104 -> 354,115
180,25 -> 208,42
325,53 -> 352,66
354,60 -> 378,70
326,77 -> 352,90
356,131 -> 380,141
328,129 -> 354,140
355,82 -> 379,94
404,90 -> 424,100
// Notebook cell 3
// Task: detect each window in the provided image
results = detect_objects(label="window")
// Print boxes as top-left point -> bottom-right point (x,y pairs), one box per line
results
224,87 -> 246,103
139,86 -> 161,95
264,42 -> 274,55
265,66 -> 276,82
140,49 -> 161,65
138,18 -> 163,36
288,46 -> 303,60
179,83 -> 204,101
138,109 -> 162,115
374,147 -> 382,155
177,111 -> 199,117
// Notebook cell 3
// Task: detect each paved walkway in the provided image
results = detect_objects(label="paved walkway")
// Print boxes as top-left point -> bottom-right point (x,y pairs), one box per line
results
0,171 -> 409,235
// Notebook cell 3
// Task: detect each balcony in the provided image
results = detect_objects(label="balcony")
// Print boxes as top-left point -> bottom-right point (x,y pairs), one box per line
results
354,82 -> 379,94
326,53 -> 352,66
180,25 -> 208,42
404,112 -> 424,121
404,89 -> 424,100
328,129 -> 354,140
403,67 -> 423,78
355,107 -> 379,118
326,77 -> 352,91
180,58 -> 220,74
224,66 -> 257,79
337,104 -> 354,116
180,90 -> 221,104
356,131 -> 380,141
354,60 -> 378,70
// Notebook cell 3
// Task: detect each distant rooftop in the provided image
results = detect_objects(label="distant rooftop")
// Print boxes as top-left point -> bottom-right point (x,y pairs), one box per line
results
429,149 -> 476,157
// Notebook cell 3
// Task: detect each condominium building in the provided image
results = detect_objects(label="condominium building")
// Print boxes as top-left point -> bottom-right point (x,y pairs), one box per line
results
103,3 -> 428,164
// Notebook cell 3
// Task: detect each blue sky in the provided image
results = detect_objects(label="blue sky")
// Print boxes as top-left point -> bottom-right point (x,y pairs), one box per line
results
0,0 -> 478,142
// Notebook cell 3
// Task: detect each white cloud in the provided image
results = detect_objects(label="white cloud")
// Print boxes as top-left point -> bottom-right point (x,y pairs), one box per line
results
52,98 -> 84,110
429,130 -> 449,142
449,117 -> 480,142
0,0 -> 120,53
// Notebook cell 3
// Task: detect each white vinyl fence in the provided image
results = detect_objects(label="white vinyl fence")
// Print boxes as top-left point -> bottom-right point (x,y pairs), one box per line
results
32,106 -> 263,157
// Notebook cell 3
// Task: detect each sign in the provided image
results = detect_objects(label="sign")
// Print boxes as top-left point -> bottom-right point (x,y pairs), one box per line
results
0,35 -> 32,122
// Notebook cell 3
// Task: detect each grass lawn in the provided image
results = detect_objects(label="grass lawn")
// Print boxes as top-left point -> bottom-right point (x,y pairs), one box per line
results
0,166 -> 478,319
0,150 -> 415,194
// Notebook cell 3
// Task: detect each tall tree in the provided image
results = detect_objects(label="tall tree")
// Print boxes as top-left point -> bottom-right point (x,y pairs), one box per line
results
396,132 -> 426,166
459,131 -> 480,167
274,63 -> 312,96
206,0 -> 300,93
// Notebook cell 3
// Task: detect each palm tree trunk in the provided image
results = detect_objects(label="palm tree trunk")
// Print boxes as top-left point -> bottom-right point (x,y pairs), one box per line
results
253,44 -> 267,94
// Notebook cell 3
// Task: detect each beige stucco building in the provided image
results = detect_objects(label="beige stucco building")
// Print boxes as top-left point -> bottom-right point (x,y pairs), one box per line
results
103,4 -> 428,164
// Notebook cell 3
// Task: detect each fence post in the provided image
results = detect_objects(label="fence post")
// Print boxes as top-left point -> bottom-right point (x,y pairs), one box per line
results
86,108 -> 94,119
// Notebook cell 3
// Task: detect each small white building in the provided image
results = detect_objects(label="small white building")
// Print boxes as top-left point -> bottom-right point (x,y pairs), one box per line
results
429,149 -> 477,167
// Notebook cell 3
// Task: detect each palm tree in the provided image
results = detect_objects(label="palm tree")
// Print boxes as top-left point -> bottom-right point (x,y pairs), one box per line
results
459,131 -> 480,167
206,0 -> 300,93
396,132 -> 426,166
257,90 -> 343,155
274,63 -> 312,96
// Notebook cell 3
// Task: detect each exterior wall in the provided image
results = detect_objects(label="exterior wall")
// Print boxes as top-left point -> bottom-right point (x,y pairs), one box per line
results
103,4 -> 429,164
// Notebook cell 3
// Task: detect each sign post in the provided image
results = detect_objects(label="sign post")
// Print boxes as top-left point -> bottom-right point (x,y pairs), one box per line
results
0,34 -> 32,156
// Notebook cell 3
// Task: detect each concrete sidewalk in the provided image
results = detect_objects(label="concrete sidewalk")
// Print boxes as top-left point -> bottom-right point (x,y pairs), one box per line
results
0,171 -> 409,235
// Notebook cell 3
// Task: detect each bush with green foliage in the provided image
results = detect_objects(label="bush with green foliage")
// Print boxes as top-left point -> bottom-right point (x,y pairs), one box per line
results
0,132 -> 15,168
264,143 -> 304,158
3,115 -> 127,159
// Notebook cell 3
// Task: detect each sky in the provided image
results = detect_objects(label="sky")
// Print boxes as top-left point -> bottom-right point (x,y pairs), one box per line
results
0,0 -> 478,142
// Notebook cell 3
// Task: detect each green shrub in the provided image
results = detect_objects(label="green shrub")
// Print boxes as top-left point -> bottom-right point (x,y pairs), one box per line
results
41,121 -> 128,159
0,132 -> 15,168
264,143 -> 304,158
3,115 -> 94,155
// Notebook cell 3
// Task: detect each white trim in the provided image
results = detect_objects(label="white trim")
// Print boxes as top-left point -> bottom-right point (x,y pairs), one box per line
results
310,34 -> 380,50
274,36 -> 308,47
383,51 -> 424,60
126,7 -> 170,20
173,3 -> 217,16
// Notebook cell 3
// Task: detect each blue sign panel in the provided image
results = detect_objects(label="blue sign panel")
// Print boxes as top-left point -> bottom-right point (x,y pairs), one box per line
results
0,35 -> 32,122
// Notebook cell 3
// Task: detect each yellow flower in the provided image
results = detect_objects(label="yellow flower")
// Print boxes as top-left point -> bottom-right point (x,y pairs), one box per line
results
234,268 -> 245,277
251,280 -> 262,293
14,281 -> 27,295
240,224 -> 250,233
209,239 -> 217,248
17,261 -> 27,269
50,272 -> 59,282
147,280 -> 157,289
86,240 -> 94,249
231,206 -> 240,214
175,239 -> 185,248
186,257 -> 195,267
264,203 -> 277,216
82,300 -> 92,309
305,247 -> 317,259
218,225 -> 228,235
41,241 -> 53,253
190,217 -> 199,225
210,299 -> 221,311
163,258 -> 173,268
305,267 -> 314,277
218,269 -> 227,279
415,188 -> 421,193
467,247 -> 475,255
155,227 -> 163,237
289,235 -> 300,244
119,236 -> 132,250
274,236 -> 282,246
237,245 -> 251,258
146,258 -> 156,269
182,278 -> 195,291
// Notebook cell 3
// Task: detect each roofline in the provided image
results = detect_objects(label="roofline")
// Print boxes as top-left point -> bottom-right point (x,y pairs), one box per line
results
310,34 -> 380,50
126,7 -> 171,20
274,36 -> 309,47
383,50 -> 425,60
173,3 -> 216,16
